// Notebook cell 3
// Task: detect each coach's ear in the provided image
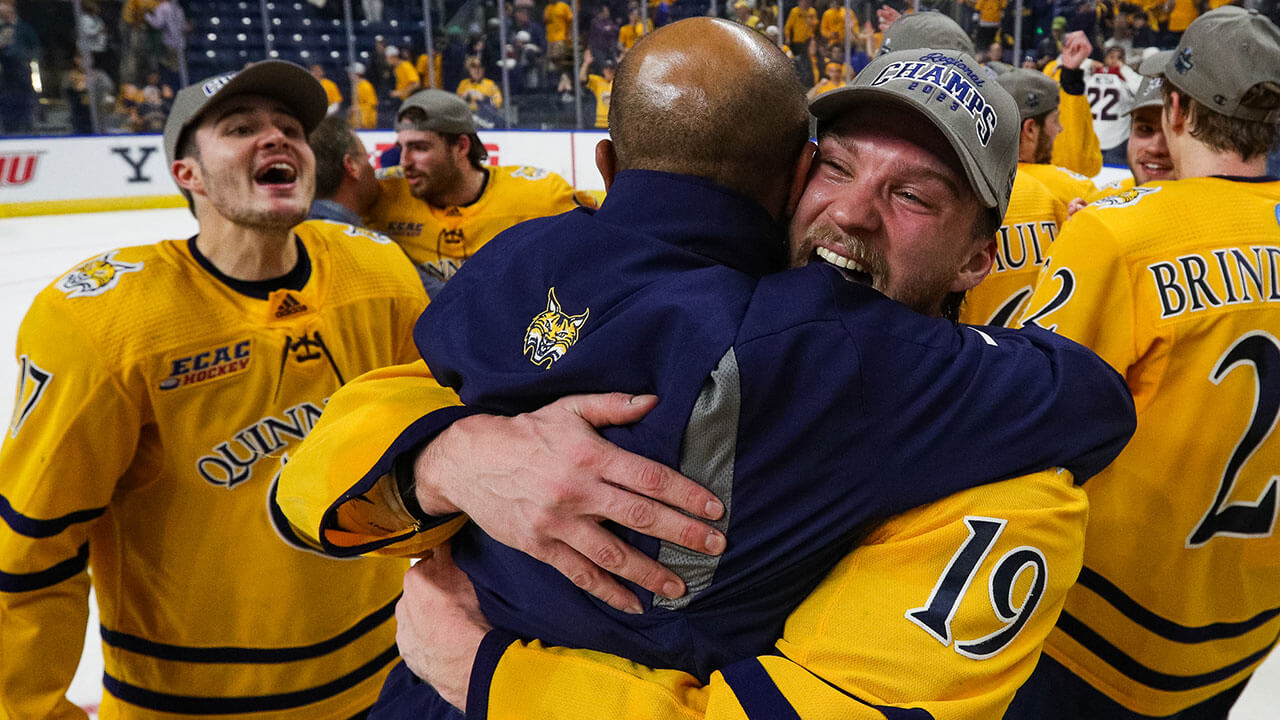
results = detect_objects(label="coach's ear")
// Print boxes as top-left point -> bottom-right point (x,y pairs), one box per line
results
784,140 -> 818,220
595,139 -> 619,190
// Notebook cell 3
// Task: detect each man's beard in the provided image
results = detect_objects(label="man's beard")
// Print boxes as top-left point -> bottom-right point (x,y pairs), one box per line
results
1034,128 -> 1053,164
796,222 -> 958,319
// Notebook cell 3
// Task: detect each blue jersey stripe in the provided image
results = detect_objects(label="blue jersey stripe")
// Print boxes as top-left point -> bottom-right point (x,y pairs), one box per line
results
1078,567 -> 1280,642
103,642 -> 398,713
100,593 -> 398,663
0,541 -> 88,592
721,658 -> 802,720
0,493 -> 106,538
1057,611 -> 1280,692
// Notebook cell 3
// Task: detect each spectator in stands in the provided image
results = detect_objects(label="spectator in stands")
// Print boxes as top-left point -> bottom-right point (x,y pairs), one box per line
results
509,30 -> 544,93
819,0 -> 855,52
457,57 -> 503,127
442,26 -> 469,92
390,45 -> 422,102
348,61 -> 378,129
119,0 -> 159,86
589,5 -> 620,64
1037,15 -> 1067,60
363,0 -> 384,23
579,48 -> 613,128
620,7 -> 653,52
806,58 -> 845,99
417,45 -> 444,90
545,0 -> 574,73
731,0 -> 762,32
308,116 -> 381,225
1129,9 -> 1158,48
146,0 -> 186,86
0,0 -> 39,134
63,53 -> 114,135
370,37 -> 394,101
784,0 -> 818,60
312,63 -> 343,116
76,1 -> 113,84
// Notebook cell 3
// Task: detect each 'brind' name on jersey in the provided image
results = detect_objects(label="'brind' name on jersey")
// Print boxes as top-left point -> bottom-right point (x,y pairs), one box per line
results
1149,245 -> 1280,319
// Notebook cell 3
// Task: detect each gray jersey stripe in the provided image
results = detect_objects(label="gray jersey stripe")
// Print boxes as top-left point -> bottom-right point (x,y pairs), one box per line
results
653,348 -> 739,610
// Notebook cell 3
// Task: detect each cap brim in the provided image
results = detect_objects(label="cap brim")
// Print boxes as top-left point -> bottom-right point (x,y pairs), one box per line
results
1139,50 -> 1173,77
811,86 -> 1001,212
210,62 -> 328,134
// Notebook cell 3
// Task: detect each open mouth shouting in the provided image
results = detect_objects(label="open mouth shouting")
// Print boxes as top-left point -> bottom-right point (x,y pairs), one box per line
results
815,245 -> 874,285
255,161 -> 299,187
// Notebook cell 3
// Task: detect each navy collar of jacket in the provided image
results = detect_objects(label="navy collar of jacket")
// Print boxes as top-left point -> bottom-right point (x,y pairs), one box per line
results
594,169 -> 789,277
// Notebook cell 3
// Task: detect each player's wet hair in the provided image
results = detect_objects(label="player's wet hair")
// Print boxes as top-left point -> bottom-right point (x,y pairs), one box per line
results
310,116 -> 363,199
1160,80 -> 1280,161
610,18 -> 809,214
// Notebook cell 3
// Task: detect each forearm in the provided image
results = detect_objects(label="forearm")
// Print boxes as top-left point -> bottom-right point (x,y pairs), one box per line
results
275,359 -> 476,556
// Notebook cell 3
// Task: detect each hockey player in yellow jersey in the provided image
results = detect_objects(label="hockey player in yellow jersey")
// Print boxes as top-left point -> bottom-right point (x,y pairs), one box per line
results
959,170 -> 1067,326
1008,8 -> 1280,718
365,89 -> 590,295
997,68 -> 1104,208
1095,75 -> 1174,198
1038,30 -> 1105,178
0,62 -> 426,718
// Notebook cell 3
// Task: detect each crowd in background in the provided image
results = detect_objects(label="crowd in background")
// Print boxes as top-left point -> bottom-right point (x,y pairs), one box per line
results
4,0 -> 1280,136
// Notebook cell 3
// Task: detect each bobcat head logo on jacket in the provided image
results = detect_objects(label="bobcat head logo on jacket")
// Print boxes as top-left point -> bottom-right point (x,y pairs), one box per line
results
524,287 -> 588,368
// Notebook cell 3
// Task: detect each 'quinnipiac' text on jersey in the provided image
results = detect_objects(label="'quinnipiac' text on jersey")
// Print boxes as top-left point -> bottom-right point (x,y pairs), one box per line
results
1017,176 -> 1280,717
0,221 -> 427,719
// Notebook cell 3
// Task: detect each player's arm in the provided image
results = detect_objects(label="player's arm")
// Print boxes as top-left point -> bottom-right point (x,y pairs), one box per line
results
1050,31 -> 1103,178
1018,209 -> 1136,371
0,297 -> 141,720
274,358 -> 474,558
400,468 -> 1088,720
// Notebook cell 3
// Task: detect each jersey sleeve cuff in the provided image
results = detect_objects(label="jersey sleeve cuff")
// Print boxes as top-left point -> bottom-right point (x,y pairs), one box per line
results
318,404 -> 486,556
1059,67 -> 1085,95
467,628 -> 523,720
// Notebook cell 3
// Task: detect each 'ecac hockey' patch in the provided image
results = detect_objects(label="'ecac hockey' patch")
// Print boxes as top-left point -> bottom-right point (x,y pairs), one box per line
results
1092,186 -> 1161,209
160,340 -> 252,391
56,251 -> 143,298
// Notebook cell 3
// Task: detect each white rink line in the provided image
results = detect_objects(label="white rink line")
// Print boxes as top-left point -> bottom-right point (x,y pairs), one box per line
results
2,208 -> 1278,716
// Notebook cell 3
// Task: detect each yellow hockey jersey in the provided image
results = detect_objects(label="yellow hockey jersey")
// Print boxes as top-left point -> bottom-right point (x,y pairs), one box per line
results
365,165 -> 587,286
960,171 -> 1068,326
1017,161 -> 1103,207
1043,62 -> 1104,178
472,468 -> 1088,719
0,221 -> 427,719
1019,177 -> 1280,716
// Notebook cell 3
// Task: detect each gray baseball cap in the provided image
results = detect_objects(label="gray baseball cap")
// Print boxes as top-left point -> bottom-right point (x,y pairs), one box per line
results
163,61 -> 327,167
396,89 -> 477,134
994,68 -> 1060,120
1139,6 -> 1280,123
880,12 -> 975,56
810,48 -> 1020,220
1128,75 -> 1164,114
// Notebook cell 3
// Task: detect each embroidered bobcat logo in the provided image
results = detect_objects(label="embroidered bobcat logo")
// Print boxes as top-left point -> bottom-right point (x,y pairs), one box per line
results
56,251 -> 143,298
523,287 -> 588,368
